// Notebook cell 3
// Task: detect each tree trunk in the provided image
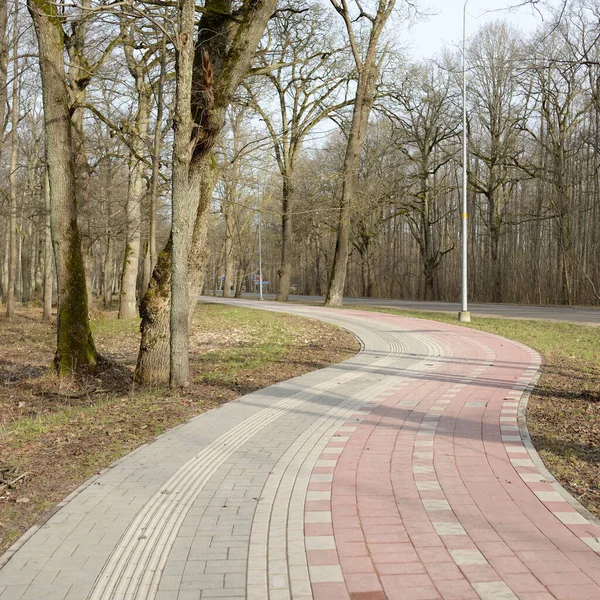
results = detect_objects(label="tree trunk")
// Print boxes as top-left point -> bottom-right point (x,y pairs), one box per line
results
6,11 -> 18,319
136,155 -> 217,385
0,0 -> 8,144
277,175 -> 294,302
490,224 -> 502,303
187,156 -> 218,318
141,243 -> 151,303
135,0 -> 277,385
423,259 -> 435,301
168,0 -> 196,388
42,167 -> 53,319
223,204 -> 235,297
325,66 -> 378,306
144,32 -> 167,298
21,218 -> 33,306
0,0 -> 8,303
104,233 -> 115,309
119,90 -> 150,318
136,237 -> 172,385
28,0 -> 98,373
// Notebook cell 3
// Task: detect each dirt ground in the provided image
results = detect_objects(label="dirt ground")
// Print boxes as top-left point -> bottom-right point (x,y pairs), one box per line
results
0,303 -> 358,554
527,355 -> 600,517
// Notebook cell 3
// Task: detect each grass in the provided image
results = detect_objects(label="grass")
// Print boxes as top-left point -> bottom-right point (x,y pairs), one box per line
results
345,304 -> 600,517
0,303 -> 358,554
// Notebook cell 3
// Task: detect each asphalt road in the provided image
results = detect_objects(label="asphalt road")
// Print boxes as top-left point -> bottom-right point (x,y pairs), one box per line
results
212,292 -> 600,324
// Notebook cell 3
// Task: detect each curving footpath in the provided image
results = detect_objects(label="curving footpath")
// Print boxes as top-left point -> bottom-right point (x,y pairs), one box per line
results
1,301 -> 600,600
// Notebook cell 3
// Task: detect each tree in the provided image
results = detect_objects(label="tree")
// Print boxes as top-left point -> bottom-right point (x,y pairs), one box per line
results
468,22 -> 525,302
118,15 -> 153,318
529,22 -> 589,304
6,0 -> 18,319
387,62 -> 458,300
136,0 -> 279,386
246,2 -> 350,301
325,0 -> 402,306
28,0 -> 99,373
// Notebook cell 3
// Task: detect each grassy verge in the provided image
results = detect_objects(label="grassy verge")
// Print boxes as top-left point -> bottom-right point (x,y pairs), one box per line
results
0,304 -> 358,554
345,304 -> 600,518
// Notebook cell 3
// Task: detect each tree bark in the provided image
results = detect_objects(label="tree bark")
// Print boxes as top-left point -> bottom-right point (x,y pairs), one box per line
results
169,0 -> 197,388
223,204 -> 235,297
136,155 -> 217,385
28,0 -> 98,373
325,83 -> 376,305
42,167 -> 53,319
0,0 -> 8,143
187,156 -> 218,318
277,175 -> 294,301
144,31 -> 167,299
104,232 -> 115,309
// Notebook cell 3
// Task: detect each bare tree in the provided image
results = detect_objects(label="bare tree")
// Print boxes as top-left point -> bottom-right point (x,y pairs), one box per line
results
387,62 -> 458,300
5,0 -> 18,319
42,167 -> 53,319
325,0 -> 401,305
468,22 -> 526,302
246,2 -> 351,301
0,0 -> 7,142
118,14 -> 153,318
27,0 -> 99,372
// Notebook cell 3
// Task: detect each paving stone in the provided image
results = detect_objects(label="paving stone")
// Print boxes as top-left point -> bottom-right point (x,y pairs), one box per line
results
2,302 -> 599,600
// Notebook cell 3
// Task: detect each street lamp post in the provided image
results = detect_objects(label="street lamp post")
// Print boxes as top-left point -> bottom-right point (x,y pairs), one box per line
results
258,191 -> 263,301
458,0 -> 471,323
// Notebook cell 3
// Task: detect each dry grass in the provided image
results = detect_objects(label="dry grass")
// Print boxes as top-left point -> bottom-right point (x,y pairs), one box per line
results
0,303 -> 358,554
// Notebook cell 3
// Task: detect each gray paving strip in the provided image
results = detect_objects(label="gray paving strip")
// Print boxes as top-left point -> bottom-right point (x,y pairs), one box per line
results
0,305 -> 439,600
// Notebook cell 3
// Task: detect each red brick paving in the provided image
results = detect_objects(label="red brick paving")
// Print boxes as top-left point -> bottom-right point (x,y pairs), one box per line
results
307,312 -> 600,600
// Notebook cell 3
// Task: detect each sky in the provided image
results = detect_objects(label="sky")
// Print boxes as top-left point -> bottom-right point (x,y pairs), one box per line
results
404,0 -> 551,59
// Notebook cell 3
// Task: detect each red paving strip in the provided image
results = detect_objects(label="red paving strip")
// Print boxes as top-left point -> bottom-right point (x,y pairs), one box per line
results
306,312 -> 600,600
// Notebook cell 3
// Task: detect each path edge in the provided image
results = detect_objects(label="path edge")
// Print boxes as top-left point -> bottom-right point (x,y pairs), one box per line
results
517,350 -> 600,529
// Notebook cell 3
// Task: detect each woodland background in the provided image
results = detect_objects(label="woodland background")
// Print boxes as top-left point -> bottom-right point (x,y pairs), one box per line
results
0,0 -> 599,382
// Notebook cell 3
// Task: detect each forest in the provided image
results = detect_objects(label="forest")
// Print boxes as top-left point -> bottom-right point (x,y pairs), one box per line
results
0,0 -> 598,386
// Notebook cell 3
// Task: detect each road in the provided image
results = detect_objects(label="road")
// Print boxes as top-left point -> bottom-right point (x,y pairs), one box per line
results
1,301 -> 599,600
231,292 -> 600,324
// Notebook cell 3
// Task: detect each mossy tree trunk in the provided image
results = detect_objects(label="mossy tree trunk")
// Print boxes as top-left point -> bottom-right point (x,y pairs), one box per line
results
135,0 -> 278,386
28,0 -> 98,373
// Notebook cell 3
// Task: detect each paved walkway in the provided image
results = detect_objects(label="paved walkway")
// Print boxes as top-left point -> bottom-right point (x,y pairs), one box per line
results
1,302 -> 600,600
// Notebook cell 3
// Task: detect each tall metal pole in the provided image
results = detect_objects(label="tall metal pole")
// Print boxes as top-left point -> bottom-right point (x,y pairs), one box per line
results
459,0 -> 471,323
258,191 -> 263,301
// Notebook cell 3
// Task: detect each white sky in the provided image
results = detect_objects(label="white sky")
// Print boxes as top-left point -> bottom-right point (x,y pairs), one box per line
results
404,0 -> 550,59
